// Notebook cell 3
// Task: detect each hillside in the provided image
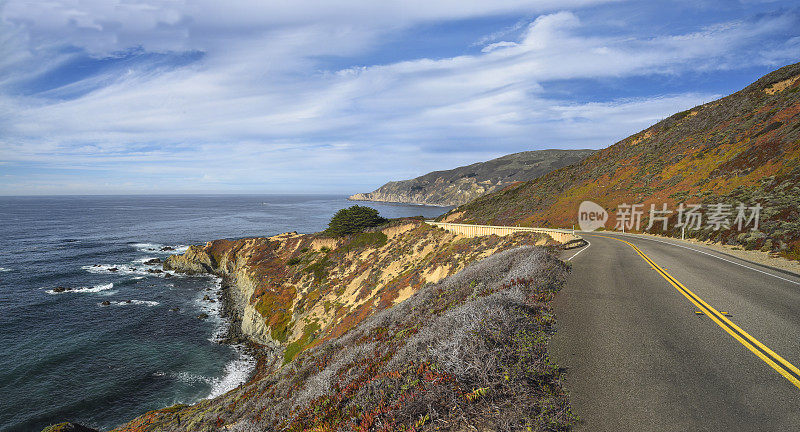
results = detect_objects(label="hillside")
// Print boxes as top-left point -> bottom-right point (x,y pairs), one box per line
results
446,62 -> 800,259
106,221 -> 574,431
349,149 -> 595,207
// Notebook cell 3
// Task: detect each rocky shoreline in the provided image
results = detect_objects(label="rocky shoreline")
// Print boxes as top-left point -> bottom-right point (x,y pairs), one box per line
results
173,265 -> 283,379
348,191 -> 454,207
215,275 -> 282,376
40,261 -> 263,432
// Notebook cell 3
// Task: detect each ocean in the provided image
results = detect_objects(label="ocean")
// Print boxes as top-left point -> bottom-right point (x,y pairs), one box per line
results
0,195 -> 449,432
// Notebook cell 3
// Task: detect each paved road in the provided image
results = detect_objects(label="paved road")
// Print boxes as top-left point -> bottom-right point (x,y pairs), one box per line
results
550,233 -> 800,431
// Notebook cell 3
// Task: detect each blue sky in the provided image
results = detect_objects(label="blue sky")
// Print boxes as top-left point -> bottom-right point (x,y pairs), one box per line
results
1,0 -> 799,195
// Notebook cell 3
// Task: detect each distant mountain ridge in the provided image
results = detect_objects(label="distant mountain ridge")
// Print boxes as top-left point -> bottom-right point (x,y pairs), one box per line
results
349,149 -> 596,207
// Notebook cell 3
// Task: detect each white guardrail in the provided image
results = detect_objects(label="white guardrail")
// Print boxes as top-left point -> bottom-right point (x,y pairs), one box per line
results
424,221 -> 583,245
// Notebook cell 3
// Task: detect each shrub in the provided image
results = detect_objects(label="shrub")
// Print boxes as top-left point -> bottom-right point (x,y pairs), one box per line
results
303,255 -> 330,282
324,205 -> 387,236
287,257 -> 302,266
340,231 -> 388,252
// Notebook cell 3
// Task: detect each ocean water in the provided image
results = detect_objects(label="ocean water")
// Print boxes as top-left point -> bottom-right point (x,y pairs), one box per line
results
0,195 -> 448,432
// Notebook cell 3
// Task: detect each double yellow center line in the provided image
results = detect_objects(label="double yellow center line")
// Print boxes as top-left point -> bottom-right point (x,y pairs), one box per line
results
591,234 -> 800,389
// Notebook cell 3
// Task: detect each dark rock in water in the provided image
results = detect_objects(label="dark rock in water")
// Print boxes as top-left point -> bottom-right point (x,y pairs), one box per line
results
41,422 -> 99,432
147,269 -> 163,274
197,313 -> 209,319
203,295 -> 211,301
164,273 -> 173,278
171,307 -> 180,312
108,267 -> 118,272
53,286 -> 67,293
100,301 -> 111,306
126,299 -> 132,304
129,267 -> 136,271
144,258 -> 162,265
160,246 -> 175,251
209,299 -> 216,303
93,264 -> 100,267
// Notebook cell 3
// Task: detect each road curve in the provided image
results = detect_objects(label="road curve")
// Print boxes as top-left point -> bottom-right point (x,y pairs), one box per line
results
550,232 -> 800,431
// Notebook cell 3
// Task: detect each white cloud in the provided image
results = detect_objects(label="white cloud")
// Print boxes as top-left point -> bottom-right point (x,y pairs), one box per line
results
0,2 -> 798,194
1,0 -> 621,55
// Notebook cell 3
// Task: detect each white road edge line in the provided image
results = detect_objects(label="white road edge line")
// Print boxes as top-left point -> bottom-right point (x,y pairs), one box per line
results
615,233 -> 800,286
567,241 -> 591,261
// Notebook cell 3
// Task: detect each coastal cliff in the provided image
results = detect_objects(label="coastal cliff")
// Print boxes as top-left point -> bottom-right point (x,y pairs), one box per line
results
111,226 -> 574,431
349,149 -> 595,207
162,219 -> 555,367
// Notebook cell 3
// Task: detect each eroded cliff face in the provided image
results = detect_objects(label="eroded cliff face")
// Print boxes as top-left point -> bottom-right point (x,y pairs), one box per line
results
163,219 -> 553,364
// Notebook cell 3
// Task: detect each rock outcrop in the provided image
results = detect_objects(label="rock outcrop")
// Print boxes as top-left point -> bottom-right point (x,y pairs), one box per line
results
349,149 -> 595,207
41,423 -> 98,432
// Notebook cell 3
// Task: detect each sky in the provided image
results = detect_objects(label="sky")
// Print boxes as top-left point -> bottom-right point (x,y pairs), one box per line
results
1,0 -> 799,195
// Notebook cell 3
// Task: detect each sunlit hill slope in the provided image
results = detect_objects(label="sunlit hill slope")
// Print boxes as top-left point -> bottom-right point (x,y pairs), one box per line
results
446,62 -> 800,259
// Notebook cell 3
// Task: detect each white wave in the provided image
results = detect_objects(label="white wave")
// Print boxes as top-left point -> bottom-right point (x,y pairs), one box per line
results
169,346 -> 256,399
0,267 -> 11,272
109,299 -> 160,307
207,347 -> 256,399
131,242 -> 161,251
166,275 -> 255,400
131,243 -> 189,254
46,283 -> 115,294
82,263 -> 180,279
133,257 -> 160,264
78,283 -> 115,293
193,277 -> 228,343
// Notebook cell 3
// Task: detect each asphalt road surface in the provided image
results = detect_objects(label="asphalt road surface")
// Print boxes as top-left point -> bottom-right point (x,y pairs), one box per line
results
551,232 -> 800,431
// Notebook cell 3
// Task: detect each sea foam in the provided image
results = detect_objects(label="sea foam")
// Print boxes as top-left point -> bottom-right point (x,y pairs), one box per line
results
82,263 -> 179,278
169,347 -> 255,399
107,299 -> 160,307
194,277 -> 228,343
131,243 -> 189,254
46,283 -> 115,294
207,346 -> 256,399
